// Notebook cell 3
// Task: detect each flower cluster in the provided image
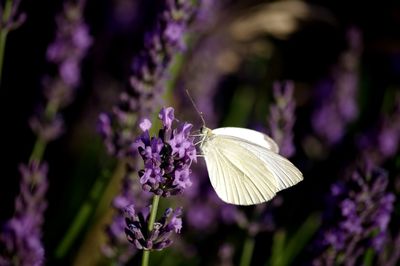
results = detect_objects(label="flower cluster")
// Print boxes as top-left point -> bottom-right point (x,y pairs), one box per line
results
0,162 -> 48,266
135,107 -> 196,197
99,0 -> 195,257
124,205 -> 183,251
98,0 -> 195,158
313,161 -> 395,265
102,176 -> 143,264
312,27 -> 361,145
268,81 -> 296,157
30,1 -> 92,142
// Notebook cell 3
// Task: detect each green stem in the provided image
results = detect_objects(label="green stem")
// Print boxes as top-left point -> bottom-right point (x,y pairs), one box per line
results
148,195 -> 160,231
28,99 -> 59,162
141,195 -> 160,266
0,0 -> 14,86
56,161 -> 125,259
29,137 -> 47,162
239,236 -> 255,266
142,250 -> 150,266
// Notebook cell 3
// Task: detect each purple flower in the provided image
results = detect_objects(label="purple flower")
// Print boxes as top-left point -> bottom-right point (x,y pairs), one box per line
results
311,27 -> 361,145
268,81 -> 296,157
102,176 -> 150,263
0,161 -> 48,266
182,168 -> 242,233
60,59 -> 79,87
29,113 -> 65,142
139,119 -> 152,132
358,96 -> 400,163
136,107 -> 196,197
124,205 -> 183,251
164,22 -> 185,49
173,168 -> 192,189
378,127 -> 399,157
313,160 -> 395,264
30,1 -> 92,142
158,107 -> 175,130
217,243 -> 235,266
98,0 -> 195,158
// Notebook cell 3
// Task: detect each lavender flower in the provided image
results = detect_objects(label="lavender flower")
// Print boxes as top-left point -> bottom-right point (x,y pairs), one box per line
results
358,94 -> 400,163
124,205 -> 183,251
313,161 -> 395,266
98,0 -> 195,158
103,107 -> 195,262
0,162 -> 48,266
268,81 -> 296,157
98,0 -> 193,261
135,107 -> 197,197
311,27 -> 361,145
30,1 -> 92,142
102,176 -> 147,264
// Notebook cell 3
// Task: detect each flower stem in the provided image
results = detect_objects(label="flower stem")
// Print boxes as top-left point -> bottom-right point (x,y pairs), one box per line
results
0,0 -> 14,86
28,98 -> 59,162
142,250 -> 150,266
239,236 -> 255,266
148,195 -> 160,231
60,160 -> 126,264
29,137 -> 47,162
142,195 -> 160,266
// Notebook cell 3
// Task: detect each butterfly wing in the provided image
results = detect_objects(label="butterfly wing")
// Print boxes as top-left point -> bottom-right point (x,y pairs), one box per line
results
202,136 -> 278,205
212,127 -> 279,153
201,129 -> 303,205
234,139 -> 303,191
212,128 -> 302,191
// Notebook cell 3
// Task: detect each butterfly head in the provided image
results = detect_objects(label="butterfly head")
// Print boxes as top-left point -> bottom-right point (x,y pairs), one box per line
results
200,126 -> 212,136
198,126 -> 213,149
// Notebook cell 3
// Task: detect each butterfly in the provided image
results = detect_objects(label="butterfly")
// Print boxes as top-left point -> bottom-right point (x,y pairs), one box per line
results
198,126 -> 303,205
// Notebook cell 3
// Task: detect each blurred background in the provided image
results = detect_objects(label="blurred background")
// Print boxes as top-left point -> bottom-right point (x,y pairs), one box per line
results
1,0 -> 400,265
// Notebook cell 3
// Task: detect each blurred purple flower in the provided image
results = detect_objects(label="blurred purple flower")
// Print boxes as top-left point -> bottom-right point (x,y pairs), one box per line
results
0,161 -> 48,266
136,107 -> 197,197
194,0 -> 223,31
313,160 -> 395,265
268,81 -> 296,157
165,22 -> 185,49
358,95 -> 400,163
218,243 -> 235,266
0,0 -> 26,32
124,205 -> 183,251
98,0 -> 195,158
312,27 -> 361,145
30,1 -> 92,142
181,167 -> 240,233
186,203 -> 215,230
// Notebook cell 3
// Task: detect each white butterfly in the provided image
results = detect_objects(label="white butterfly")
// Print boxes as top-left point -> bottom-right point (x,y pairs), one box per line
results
199,126 -> 303,205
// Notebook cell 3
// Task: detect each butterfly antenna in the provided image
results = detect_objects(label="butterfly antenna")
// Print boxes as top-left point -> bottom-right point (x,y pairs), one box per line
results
186,89 -> 206,126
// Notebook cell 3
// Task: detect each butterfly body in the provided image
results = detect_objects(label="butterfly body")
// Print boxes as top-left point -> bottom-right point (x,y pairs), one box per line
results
199,127 -> 303,205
